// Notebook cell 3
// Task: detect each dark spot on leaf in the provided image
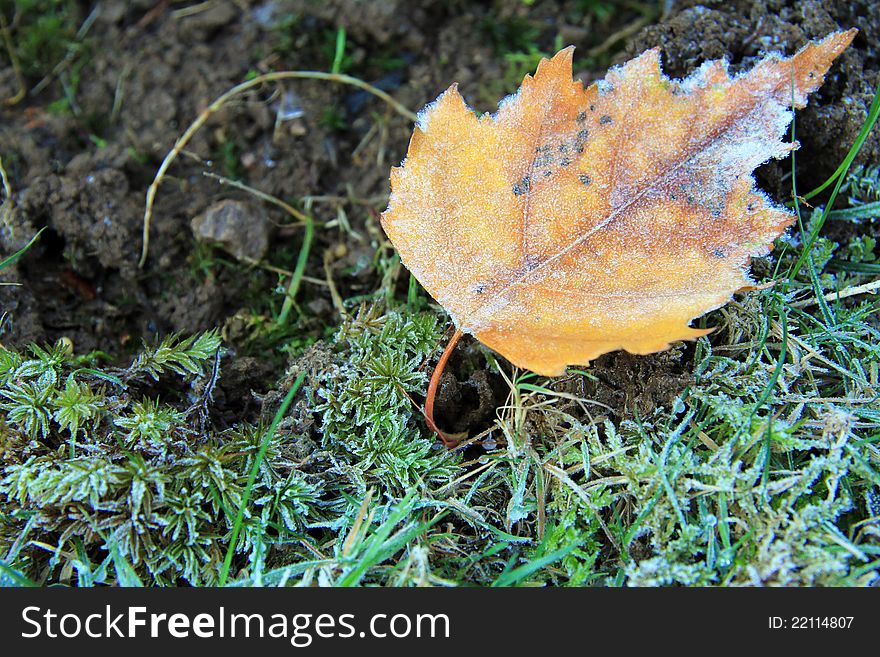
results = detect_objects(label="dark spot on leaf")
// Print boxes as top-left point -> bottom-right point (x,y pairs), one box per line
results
589,104 -> 595,112
475,284 -> 486,294
576,111 -> 587,122
558,143 -> 569,153
600,115 -> 612,124
535,152 -> 553,168
543,169 -> 552,177
579,174 -> 591,186
513,175 -> 531,196
560,158 -> 571,167
713,248 -> 726,258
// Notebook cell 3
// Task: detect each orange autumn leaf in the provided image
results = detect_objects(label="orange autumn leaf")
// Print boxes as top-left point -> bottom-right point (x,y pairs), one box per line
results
381,30 -> 857,377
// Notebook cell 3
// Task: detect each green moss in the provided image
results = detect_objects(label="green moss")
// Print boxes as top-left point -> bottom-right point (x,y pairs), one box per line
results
314,304 -> 461,492
1,0 -> 80,79
0,331 -> 326,586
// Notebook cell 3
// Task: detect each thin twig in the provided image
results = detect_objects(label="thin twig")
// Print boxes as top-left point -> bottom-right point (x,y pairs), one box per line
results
0,11 -> 25,106
202,171 -> 311,224
170,1 -> 215,20
139,71 -> 417,267
236,256 -> 329,287
790,279 -> 880,308
0,154 -> 12,200
30,5 -> 99,96
323,248 -> 348,318
135,0 -> 171,29
110,63 -> 131,123
435,458 -> 498,495
341,488 -> 374,558
586,14 -> 653,59
786,332 -> 865,384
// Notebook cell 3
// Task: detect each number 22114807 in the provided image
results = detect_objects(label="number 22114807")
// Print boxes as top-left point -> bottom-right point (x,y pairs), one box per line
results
769,617 -> 854,629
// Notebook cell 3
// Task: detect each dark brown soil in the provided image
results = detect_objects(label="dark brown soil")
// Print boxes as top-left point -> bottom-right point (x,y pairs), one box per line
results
0,0 -> 876,432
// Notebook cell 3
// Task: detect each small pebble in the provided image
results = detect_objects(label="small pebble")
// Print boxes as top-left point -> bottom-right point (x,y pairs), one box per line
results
191,199 -> 271,261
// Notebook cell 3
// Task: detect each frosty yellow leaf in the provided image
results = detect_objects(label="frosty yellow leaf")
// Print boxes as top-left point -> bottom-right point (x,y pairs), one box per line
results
381,30 -> 857,376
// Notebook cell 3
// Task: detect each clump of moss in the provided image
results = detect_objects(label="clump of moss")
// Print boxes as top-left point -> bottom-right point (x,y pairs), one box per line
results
0,302 -> 470,587
313,303 -> 461,493
0,332 -> 325,586
1,0 -> 81,79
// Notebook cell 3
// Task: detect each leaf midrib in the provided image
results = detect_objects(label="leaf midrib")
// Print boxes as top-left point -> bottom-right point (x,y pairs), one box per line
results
463,84 -> 785,328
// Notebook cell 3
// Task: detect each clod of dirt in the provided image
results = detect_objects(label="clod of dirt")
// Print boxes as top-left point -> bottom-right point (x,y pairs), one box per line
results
211,355 -> 276,425
433,368 -> 502,435
580,347 -> 694,420
17,166 -> 142,278
431,336 -> 508,435
191,199 -> 271,262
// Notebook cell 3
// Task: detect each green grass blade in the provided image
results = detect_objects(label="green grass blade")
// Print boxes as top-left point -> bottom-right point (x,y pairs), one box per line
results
491,544 -> 576,587
0,559 -> 38,587
827,200 -> 880,222
799,79 -> 880,202
107,541 -> 144,587
277,214 -> 315,325
0,227 -> 44,271
219,371 -> 307,585
789,80 -> 880,280
331,27 -> 347,75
